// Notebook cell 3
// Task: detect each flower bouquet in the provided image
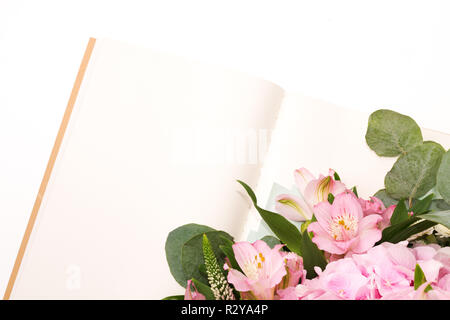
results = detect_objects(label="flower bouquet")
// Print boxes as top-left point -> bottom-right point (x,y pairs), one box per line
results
163,109 -> 450,300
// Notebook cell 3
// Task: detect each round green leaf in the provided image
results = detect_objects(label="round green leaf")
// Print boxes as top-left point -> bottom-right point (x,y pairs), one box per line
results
385,142 -> 445,200
420,210 -> 450,229
437,150 -> 450,205
165,223 -> 215,287
365,109 -> 423,157
181,230 -> 233,286
373,189 -> 398,208
260,235 -> 281,248
430,199 -> 450,212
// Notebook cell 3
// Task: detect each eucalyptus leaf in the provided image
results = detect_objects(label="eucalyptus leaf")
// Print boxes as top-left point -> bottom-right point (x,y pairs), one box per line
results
420,210 -> 450,229
410,194 -> 434,215
365,109 -> 423,157
430,199 -> 450,212
374,189 -> 400,208
165,223 -> 215,287
385,142 -> 445,200
260,235 -> 281,248
181,231 -> 233,285
437,150 -> 450,205
198,264 -> 207,278
191,278 -> 215,300
237,180 -> 303,255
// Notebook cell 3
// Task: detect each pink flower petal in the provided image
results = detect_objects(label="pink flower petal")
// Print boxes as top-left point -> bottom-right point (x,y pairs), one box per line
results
331,193 -> 364,221
294,168 -> 315,195
232,241 -> 258,272
308,222 -> 346,254
351,228 -> 381,254
275,194 -> 313,221
418,260 -> 443,283
330,180 -> 348,196
227,269 -> 252,292
313,201 -> 333,230
412,245 -> 437,261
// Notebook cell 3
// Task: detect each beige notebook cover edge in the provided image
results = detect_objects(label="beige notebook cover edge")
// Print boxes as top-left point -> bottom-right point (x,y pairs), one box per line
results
3,38 -> 97,300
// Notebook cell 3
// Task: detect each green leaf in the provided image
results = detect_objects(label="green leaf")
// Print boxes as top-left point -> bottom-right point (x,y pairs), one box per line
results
165,223 -> 215,287
374,189 -> 400,208
378,216 -> 418,244
191,278 -> 215,300
161,295 -> 185,300
219,244 -> 242,273
352,186 -> 359,198
327,193 -> 335,204
299,230 -> 327,279
260,235 -> 282,248
380,197 -> 437,244
365,109 -> 423,157
420,210 -> 450,229
389,219 -> 436,243
389,199 -> 409,225
385,142 -> 445,200
218,235 -> 243,274
437,149 -> 450,205
414,264 -> 427,290
333,171 -> 341,181
410,194 -> 434,215
300,221 -> 311,233
181,231 -> 233,285
430,199 -> 450,212
198,264 -> 207,278
237,180 -> 303,255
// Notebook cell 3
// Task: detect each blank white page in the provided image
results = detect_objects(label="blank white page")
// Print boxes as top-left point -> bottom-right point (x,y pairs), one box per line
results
11,38 -> 284,299
243,93 -> 450,239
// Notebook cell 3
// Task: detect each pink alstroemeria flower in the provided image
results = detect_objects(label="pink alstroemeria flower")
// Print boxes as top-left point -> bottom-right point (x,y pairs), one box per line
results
358,196 -> 385,216
357,196 -> 396,230
307,192 -> 382,256
275,168 -> 347,221
379,205 -> 396,229
277,252 -> 306,289
184,280 -> 206,300
227,240 -> 287,300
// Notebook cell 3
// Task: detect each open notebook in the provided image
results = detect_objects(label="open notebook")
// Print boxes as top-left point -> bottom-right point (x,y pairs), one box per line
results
6,38 -> 450,299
